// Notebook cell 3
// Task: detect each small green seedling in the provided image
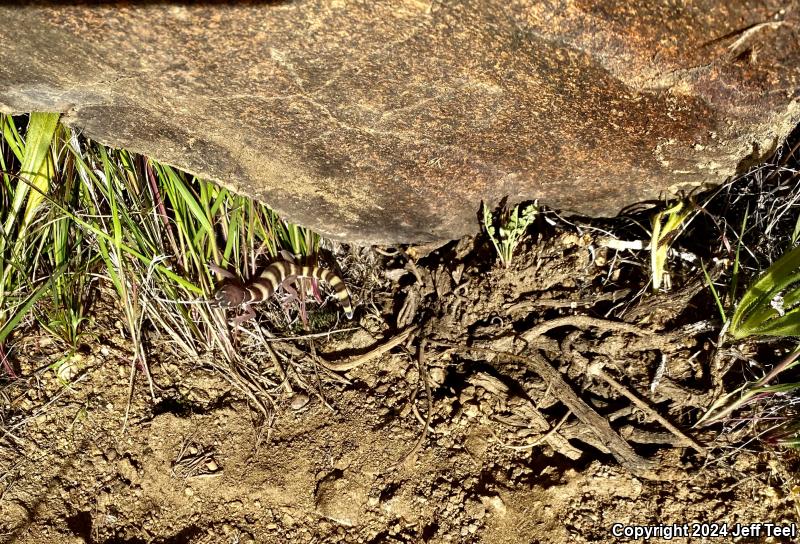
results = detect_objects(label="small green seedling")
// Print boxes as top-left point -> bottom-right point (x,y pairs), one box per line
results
650,198 -> 695,291
482,201 -> 538,268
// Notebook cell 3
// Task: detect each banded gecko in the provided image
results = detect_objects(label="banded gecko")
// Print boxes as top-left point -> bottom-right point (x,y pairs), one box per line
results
213,261 -> 354,320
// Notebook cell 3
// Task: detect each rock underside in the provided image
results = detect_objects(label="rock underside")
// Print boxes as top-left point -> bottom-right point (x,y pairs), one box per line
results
1,1 -> 799,243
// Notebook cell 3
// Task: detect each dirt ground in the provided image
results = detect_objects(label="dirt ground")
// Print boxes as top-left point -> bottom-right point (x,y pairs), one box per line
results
2,224 -> 800,543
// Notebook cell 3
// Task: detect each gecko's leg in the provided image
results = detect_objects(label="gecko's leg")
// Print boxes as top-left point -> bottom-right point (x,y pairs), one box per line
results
310,278 -> 323,304
279,249 -> 297,263
232,304 -> 256,328
207,261 -> 237,280
280,275 -> 311,327
280,275 -> 300,304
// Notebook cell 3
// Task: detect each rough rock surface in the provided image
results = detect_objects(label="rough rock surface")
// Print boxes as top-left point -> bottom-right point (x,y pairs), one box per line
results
1,2 -> 799,243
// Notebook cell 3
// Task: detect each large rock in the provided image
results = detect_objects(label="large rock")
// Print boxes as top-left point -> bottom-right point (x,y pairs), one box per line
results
1,2 -> 798,243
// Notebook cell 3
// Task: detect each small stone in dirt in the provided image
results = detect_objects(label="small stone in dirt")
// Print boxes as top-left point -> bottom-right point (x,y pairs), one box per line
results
459,386 -> 476,404
0,499 -> 29,528
479,494 -> 506,517
116,457 -> 141,485
462,401 -> 480,419
184,487 -> 194,497
290,392 -> 310,411
384,268 -> 408,282
315,471 -> 369,526
428,367 -> 446,387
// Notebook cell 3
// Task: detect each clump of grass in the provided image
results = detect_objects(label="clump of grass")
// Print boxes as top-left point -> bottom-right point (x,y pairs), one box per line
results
280,221 -> 319,259
482,200 -> 538,268
695,146 -> 800,433
1,112 -> 342,423
0,113 -> 63,378
701,207 -> 749,324
60,134 -> 334,419
697,348 -> 800,428
35,128 -> 98,352
698,236 -> 800,427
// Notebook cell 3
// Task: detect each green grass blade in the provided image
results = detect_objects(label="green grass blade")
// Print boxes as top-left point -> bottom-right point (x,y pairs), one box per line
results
1,112 -> 59,249
0,264 -> 66,345
701,260 -> 726,323
730,206 -> 748,305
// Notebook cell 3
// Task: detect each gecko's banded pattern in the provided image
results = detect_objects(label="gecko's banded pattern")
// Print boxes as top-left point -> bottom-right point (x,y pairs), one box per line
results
214,261 -> 354,318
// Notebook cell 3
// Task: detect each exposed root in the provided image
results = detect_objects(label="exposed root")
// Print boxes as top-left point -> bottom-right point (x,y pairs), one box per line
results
586,361 -> 707,455
398,338 -> 433,465
520,316 -> 651,343
428,340 -> 673,481
488,411 -> 572,451
319,326 -> 419,372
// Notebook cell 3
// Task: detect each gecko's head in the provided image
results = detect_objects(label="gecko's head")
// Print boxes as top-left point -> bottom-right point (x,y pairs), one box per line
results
213,283 -> 246,308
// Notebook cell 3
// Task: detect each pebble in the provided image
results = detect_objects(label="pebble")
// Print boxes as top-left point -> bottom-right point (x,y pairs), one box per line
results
462,401 -> 480,419
428,367 -> 446,387
479,494 -> 507,517
315,471 -> 369,526
116,458 -> 141,485
290,392 -> 310,411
